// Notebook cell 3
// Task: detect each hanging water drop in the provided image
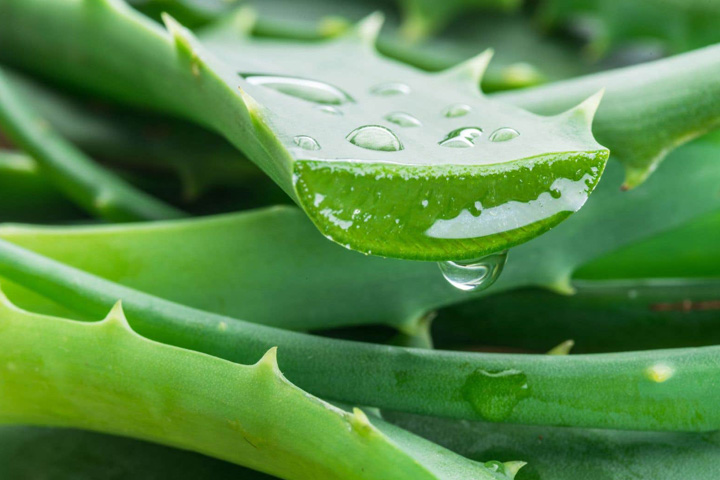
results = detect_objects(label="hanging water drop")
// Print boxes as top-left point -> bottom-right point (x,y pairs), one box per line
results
241,74 -> 353,105
346,125 -> 403,152
369,82 -> 411,96
293,135 -> 321,151
439,127 -> 483,148
443,104 -> 471,118
438,250 -> 508,291
489,127 -> 520,142
384,112 -> 422,127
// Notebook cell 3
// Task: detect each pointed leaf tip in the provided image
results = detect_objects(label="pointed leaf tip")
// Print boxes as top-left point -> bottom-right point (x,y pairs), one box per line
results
503,461 -> 527,479
350,407 -> 374,434
102,300 -> 131,329
162,13 -> 195,55
256,346 -> 280,369
562,88 -> 605,125
351,12 -> 385,47
547,339 -> 575,355
440,49 -> 494,90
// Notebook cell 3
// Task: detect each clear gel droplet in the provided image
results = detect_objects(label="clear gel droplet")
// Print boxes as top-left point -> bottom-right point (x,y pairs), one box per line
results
384,112 -> 422,127
439,127 -> 483,148
346,125 -> 403,152
369,82 -> 411,96
438,250 -> 508,291
489,127 -> 520,142
462,368 -> 529,421
241,74 -> 353,105
443,104 -> 471,118
317,105 -> 343,115
293,135 -> 321,151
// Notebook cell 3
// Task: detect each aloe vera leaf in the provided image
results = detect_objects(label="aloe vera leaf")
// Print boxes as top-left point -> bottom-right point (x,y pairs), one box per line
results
0,0 -> 608,260
0,150 -> 84,223
434,278 -> 720,354
538,0 -> 720,60
0,70 -> 186,222
2,169 -> 720,433
8,71 -> 278,204
0,426 -> 270,480
0,208 -> 452,336
385,410 -> 720,480
0,295 -> 518,480
575,205 -> 720,280
497,43 -> 720,188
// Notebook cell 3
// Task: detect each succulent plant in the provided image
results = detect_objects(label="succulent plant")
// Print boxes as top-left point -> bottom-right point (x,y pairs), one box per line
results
0,0 -> 719,479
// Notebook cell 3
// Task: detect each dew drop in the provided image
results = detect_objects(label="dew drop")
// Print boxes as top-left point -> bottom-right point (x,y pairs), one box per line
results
489,127 -> 520,142
346,125 -> 403,152
384,111 -> 422,127
369,82 -> 411,96
462,368 -> 529,421
293,135 -> 321,151
317,105 -> 343,115
443,104 -> 471,118
439,127 -> 483,148
438,250 -> 507,291
241,74 -> 353,105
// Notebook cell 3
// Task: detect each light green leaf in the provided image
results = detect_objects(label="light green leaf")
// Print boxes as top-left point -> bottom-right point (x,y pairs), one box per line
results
0,293 -> 517,480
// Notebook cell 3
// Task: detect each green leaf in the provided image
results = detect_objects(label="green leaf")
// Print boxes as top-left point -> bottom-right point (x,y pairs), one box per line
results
0,149 -> 83,223
0,426 -> 269,479
385,410 -> 720,480
498,43 -> 720,188
0,0 -> 608,260
0,294 -> 517,480
0,68 -> 186,222
434,278 -> 720,354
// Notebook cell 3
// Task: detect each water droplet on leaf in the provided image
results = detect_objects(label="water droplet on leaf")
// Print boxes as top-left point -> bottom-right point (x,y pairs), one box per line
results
317,105 -> 343,115
463,368 -> 529,421
369,82 -> 411,96
242,74 -> 353,105
439,127 -> 483,148
443,104 -> 471,118
384,111 -> 422,127
489,127 -> 520,142
346,125 -> 403,152
438,250 -> 507,291
293,135 -> 321,151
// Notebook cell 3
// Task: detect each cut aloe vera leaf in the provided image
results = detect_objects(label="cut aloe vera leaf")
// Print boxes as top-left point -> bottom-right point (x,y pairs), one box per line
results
0,69 -> 186,222
498,43 -> 720,189
0,0 -> 608,260
0,293 -> 520,480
